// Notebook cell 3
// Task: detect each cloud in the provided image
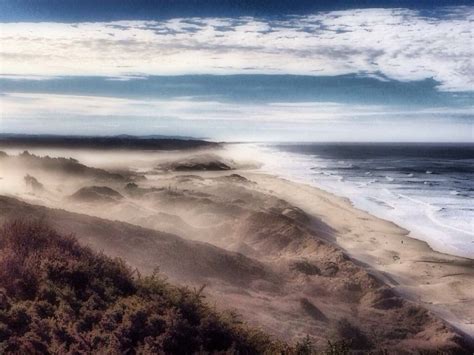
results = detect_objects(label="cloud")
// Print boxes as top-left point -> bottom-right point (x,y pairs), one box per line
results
0,7 -> 473,91
1,92 -> 471,141
2,92 -> 472,124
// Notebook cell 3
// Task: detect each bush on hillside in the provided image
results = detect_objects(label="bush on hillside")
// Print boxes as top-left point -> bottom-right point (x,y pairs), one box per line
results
0,220 -> 292,354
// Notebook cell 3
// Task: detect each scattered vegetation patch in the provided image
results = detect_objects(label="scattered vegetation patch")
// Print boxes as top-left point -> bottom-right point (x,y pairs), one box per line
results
281,207 -> 310,224
331,318 -> 372,350
125,182 -> 138,190
216,174 -> 252,184
161,154 -> 233,171
69,186 -> 123,203
291,260 -> 321,276
361,288 -> 404,310
321,262 -> 339,277
0,221 -> 293,354
16,151 -> 126,181
24,174 -> 44,193
174,161 -> 231,171
299,298 -> 328,322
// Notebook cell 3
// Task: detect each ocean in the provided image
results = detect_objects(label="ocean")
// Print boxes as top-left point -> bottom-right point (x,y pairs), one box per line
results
257,143 -> 474,259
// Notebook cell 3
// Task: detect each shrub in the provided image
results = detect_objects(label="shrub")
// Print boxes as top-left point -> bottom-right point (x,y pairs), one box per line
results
331,318 -> 372,350
290,261 -> 320,276
0,220 -> 291,354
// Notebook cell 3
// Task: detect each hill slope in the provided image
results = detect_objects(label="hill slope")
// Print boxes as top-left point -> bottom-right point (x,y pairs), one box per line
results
0,220 -> 288,354
0,196 -> 273,288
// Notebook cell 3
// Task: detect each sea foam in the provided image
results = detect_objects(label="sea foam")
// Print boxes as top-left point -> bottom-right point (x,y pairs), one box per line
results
254,143 -> 474,259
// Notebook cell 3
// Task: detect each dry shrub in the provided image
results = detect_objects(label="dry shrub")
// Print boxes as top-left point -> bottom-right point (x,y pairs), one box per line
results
0,220 -> 290,354
331,318 -> 372,350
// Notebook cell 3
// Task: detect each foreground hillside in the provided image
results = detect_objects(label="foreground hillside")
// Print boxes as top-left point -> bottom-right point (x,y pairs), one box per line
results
0,221 -> 291,354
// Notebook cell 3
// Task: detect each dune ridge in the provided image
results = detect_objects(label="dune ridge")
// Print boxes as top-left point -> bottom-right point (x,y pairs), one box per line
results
0,145 -> 472,352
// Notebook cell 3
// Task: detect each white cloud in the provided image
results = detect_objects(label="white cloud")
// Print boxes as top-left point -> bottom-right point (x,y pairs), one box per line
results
0,7 -> 473,91
1,92 -> 472,142
2,92 -> 472,123
0,92 -> 368,122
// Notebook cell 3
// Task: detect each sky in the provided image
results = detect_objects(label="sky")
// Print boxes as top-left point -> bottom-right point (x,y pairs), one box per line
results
0,0 -> 473,141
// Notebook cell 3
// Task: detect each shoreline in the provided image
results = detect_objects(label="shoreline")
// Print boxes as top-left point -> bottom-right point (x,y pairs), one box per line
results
248,143 -> 474,260
243,170 -> 474,338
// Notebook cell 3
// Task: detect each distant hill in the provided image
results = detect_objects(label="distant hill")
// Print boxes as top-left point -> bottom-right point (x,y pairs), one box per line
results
0,150 -> 131,181
0,134 -> 218,150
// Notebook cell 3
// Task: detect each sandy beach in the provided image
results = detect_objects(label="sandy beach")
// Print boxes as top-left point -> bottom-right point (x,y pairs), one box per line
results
0,145 -> 472,352
245,172 -> 474,338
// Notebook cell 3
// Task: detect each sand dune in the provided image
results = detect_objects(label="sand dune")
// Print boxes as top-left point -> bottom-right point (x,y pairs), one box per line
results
0,147 -> 472,352
0,196 -> 272,287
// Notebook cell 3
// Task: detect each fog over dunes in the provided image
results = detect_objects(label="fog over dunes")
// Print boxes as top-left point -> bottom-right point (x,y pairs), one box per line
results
0,142 -> 472,352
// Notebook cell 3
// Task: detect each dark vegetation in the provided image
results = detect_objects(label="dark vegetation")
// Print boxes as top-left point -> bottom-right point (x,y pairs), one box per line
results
1,151 -> 126,181
216,174 -> 253,184
0,134 -> 218,150
0,221 -> 294,354
330,319 -> 372,350
174,161 -> 231,171
299,298 -> 328,322
24,175 -> 44,193
291,260 -> 321,275
161,154 -> 233,171
69,186 -> 124,203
